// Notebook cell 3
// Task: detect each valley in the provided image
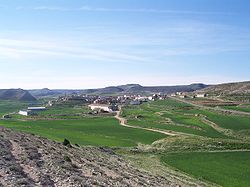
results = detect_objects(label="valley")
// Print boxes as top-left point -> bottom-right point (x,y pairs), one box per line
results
0,81 -> 250,186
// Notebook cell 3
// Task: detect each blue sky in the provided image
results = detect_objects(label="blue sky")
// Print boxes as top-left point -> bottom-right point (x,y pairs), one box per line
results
0,0 -> 249,89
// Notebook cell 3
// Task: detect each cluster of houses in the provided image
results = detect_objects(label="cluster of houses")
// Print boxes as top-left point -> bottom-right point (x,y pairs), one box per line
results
170,92 -> 207,99
29,93 -> 168,115
56,95 -> 98,104
88,104 -> 119,113
88,93 -> 166,113
16,91 -> 207,116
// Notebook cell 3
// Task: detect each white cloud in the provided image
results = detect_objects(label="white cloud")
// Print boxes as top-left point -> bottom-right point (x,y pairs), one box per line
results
0,38 -> 147,63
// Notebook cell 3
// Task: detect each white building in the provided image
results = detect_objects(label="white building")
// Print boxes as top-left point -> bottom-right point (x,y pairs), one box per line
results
148,96 -> 153,100
196,93 -> 207,98
88,104 -> 118,113
179,95 -> 187,98
48,101 -> 54,107
18,110 -> 32,116
176,92 -> 183,96
135,96 -> 148,102
28,107 -> 46,111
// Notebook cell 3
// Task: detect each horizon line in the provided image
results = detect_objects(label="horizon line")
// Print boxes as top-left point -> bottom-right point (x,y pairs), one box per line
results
1,80 -> 249,90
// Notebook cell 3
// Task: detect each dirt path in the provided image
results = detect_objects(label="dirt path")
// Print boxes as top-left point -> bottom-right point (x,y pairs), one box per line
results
170,96 -> 250,116
10,140 -> 41,185
115,111 -> 179,136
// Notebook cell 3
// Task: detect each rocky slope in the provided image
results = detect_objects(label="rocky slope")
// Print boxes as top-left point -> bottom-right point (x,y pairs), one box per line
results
197,81 -> 250,95
0,127 -> 173,187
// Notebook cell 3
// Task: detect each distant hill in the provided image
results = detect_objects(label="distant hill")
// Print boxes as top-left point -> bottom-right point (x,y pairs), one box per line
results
196,81 -> 250,102
81,83 -> 208,95
28,88 -> 84,97
197,81 -> 250,95
0,89 -> 36,101
28,83 -> 208,97
29,88 -> 62,97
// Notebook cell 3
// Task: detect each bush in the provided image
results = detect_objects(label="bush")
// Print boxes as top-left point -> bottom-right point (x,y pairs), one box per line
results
63,138 -> 71,147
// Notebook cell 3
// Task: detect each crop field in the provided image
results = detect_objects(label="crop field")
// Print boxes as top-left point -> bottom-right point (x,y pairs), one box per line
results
122,100 -> 226,138
222,105 -> 250,113
175,107 -> 250,131
0,117 -> 166,147
0,101 -> 167,147
161,151 -> 250,187
122,98 -> 250,139
1,98 -> 250,186
36,104 -> 92,119
0,100 -> 29,116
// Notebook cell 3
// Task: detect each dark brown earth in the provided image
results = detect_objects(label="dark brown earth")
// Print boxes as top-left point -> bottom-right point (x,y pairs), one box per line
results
0,127 -> 173,187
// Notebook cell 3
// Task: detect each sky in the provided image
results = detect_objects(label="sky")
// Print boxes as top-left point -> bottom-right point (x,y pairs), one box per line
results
0,0 -> 250,89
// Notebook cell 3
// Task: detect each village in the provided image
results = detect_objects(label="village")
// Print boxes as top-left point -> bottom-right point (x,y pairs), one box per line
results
15,92 -> 208,117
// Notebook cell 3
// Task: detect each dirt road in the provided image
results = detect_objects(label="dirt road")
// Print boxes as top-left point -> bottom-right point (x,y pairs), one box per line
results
115,111 -> 179,136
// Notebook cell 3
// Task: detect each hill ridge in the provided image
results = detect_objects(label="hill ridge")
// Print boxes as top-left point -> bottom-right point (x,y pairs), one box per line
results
0,89 -> 36,101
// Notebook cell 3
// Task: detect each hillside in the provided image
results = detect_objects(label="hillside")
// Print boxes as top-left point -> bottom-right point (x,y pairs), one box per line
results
0,127 -> 172,187
83,83 -> 208,95
195,81 -> 250,102
198,81 -> 250,95
0,89 -> 36,101
29,88 -> 62,97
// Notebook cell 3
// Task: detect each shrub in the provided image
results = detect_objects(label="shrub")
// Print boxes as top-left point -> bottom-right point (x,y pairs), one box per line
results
63,138 -> 71,147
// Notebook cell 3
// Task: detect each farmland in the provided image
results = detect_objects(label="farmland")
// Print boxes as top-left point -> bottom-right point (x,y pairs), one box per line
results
1,96 -> 250,186
122,98 -> 250,139
161,151 -> 250,187
0,101 -> 166,147
222,105 -> 250,113
0,100 -> 29,116
119,97 -> 250,186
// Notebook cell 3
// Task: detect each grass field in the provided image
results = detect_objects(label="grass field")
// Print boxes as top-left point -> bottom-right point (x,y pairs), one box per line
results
122,99 -> 250,140
1,98 -> 250,186
0,117 -> 166,147
176,107 -> 250,131
36,104 -> 92,119
0,100 -> 29,116
0,100 -> 167,147
122,100 -> 229,138
222,105 -> 250,113
161,151 -> 250,187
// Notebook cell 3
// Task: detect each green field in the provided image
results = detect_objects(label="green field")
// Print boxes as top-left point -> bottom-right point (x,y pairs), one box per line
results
176,107 -> 250,131
1,98 -> 250,186
222,105 -> 250,113
122,100 -> 228,138
161,151 -> 250,187
36,104 -> 92,119
122,99 -> 250,139
0,100 -> 168,147
0,100 -> 29,116
0,117 -> 166,147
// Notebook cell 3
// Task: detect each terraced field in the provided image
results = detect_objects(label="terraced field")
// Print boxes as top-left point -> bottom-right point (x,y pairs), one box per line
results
122,98 -> 250,139
222,105 -> 250,113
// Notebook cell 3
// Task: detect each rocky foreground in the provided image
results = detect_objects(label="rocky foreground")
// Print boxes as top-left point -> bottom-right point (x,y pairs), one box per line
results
0,127 -> 173,187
